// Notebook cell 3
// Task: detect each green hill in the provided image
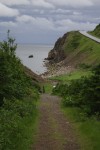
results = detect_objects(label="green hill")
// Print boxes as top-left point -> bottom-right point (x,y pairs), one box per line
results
47,26 -> 100,150
90,24 -> 100,38
47,30 -> 100,67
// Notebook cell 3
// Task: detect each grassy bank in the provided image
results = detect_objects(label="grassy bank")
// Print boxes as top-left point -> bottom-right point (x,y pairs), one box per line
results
49,69 -> 92,82
62,106 -> 100,150
63,31 -> 100,66
41,81 -> 53,94
89,24 -> 100,38
52,68 -> 100,150
0,31 -> 40,150
0,91 -> 39,150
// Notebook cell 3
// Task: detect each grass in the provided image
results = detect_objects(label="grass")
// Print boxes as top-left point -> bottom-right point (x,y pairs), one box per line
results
88,24 -> 100,38
19,110 -> 39,150
50,63 -> 100,150
88,31 -> 100,39
49,69 -> 92,82
43,81 -> 53,94
47,28 -> 100,150
62,107 -> 100,150
15,94 -> 39,150
62,31 -> 100,66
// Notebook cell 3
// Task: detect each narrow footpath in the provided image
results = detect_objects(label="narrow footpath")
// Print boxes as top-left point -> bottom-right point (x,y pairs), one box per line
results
79,31 -> 100,43
32,94 -> 80,150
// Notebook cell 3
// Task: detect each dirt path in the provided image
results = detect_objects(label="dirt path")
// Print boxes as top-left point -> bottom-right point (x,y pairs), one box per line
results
32,94 -> 80,150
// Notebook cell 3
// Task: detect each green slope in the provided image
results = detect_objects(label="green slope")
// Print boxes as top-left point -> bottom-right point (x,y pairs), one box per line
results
48,29 -> 100,67
61,31 -> 100,66
89,24 -> 100,38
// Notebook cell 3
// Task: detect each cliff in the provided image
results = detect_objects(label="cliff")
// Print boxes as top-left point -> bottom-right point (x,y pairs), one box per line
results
47,30 -> 100,67
47,33 -> 68,63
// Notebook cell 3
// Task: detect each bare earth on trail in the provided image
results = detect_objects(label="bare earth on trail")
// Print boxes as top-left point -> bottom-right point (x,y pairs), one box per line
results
32,94 -> 80,150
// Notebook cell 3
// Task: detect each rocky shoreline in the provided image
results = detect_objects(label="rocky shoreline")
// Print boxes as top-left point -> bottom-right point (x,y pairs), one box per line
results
41,60 -> 75,78
41,31 -> 76,79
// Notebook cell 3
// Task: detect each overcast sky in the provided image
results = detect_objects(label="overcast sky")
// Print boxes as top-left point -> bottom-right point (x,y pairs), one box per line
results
0,0 -> 100,44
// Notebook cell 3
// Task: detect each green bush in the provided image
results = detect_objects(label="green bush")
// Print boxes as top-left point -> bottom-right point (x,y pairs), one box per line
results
53,64 -> 100,116
0,31 -> 40,149
0,96 -> 38,150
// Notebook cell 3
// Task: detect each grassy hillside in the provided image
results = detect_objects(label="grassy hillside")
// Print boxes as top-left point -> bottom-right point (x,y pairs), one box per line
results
47,27 -> 100,150
48,30 -> 100,67
62,31 -> 100,66
50,69 -> 92,82
89,24 -> 100,38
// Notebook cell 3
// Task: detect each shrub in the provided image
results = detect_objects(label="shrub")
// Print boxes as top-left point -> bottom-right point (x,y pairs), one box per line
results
53,64 -> 100,116
0,97 -> 37,150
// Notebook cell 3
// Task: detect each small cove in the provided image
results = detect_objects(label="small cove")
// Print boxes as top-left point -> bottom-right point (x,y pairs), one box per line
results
16,44 -> 53,74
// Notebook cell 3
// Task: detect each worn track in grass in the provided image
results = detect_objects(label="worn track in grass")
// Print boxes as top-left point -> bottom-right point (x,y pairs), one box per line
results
32,94 -> 80,150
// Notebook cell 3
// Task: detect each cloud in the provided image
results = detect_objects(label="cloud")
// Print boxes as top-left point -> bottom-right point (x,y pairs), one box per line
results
48,0 -> 93,7
16,15 -> 35,23
0,21 -> 16,27
50,9 -> 71,14
0,3 -> 19,17
0,0 -> 99,44
16,15 -> 54,29
31,0 -> 54,9
73,11 -> 81,15
0,0 -> 30,6
16,14 -> 96,32
55,19 -> 96,31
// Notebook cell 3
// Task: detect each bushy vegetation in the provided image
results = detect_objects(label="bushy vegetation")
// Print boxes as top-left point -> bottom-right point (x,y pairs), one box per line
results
0,31 -> 39,149
53,65 -> 100,117
63,107 -> 100,150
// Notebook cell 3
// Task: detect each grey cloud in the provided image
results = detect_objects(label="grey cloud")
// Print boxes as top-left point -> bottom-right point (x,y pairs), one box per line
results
0,0 -> 30,6
0,3 -> 19,17
31,0 -> 54,9
47,0 -> 93,8
0,0 -> 99,44
0,21 -> 16,27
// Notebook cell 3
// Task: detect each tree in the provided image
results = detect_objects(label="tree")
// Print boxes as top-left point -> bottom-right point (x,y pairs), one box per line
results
0,31 -> 30,106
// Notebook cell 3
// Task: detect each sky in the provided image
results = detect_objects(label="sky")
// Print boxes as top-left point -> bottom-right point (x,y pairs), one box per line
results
0,0 -> 100,44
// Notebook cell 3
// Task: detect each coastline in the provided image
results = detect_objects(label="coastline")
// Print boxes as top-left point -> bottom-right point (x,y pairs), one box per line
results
41,59 -> 75,78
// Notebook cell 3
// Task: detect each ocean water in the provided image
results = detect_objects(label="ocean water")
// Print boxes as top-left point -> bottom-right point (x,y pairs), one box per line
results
16,44 -> 53,74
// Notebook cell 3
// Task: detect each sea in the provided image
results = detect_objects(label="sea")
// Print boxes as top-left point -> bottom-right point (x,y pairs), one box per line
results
16,44 -> 53,74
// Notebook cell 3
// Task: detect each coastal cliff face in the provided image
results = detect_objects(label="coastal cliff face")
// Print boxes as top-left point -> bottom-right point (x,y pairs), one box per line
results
47,31 -> 81,65
47,29 -> 100,67
47,33 -> 68,63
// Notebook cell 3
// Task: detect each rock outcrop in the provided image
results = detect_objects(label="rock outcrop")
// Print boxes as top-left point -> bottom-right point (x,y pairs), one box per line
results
47,33 -> 68,63
47,25 -> 100,70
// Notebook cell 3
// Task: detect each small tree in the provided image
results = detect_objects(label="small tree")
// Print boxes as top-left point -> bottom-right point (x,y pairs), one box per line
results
0,31 -> 29,106
0,30 -> 17,56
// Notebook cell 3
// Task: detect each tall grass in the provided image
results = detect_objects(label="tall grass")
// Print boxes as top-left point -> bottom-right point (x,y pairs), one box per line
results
0,91 -> 39,150
62,107 -> 100,150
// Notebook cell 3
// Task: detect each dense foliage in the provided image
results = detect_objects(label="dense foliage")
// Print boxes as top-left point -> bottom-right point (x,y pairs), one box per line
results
0,31 -> 34,106
53,65 -> 100,116
0,31 -> 39,149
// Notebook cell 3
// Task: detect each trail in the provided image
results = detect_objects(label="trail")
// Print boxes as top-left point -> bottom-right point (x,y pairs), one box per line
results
79,31 -> 100,43
32,94 -> 80,150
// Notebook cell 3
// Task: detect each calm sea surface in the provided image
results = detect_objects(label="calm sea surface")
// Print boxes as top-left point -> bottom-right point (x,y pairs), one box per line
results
16,44 -> 53,74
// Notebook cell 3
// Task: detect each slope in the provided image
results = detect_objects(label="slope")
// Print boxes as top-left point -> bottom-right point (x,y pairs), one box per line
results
47,31 -> 100,67
89,24 -> 100,38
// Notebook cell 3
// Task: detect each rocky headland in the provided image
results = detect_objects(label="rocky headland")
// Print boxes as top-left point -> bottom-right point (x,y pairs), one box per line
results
42,25 -> 100,78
